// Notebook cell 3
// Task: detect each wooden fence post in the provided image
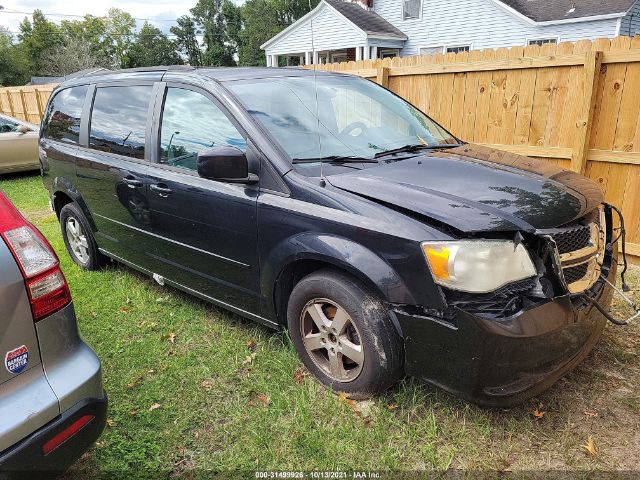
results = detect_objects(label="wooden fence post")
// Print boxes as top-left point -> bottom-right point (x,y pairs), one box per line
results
376,66 -> 389,88
570,51 -> 603,174
19,89 -> 29,122
34,88 -> 44,119
6,90 -> 16,118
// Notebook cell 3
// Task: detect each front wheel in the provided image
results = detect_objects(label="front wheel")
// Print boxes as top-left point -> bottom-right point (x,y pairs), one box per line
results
287,269 -> 403,399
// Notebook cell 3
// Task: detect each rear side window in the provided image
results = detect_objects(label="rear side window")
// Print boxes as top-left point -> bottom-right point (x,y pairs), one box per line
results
89,86 -> 153,159
43,85 -> 88,144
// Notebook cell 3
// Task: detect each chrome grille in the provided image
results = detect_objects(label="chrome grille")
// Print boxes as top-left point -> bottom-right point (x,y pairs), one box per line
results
552,226 -> 592,255
547,208 -> 606,294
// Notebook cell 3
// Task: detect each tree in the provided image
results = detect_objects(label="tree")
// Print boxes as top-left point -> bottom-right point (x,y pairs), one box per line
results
171,16 -> 203,67
0,28 -> 30,86
61,15 -> 111,65
238,0 -> 319,66
127,23 -> 183,68
18,10 -> 64,75
39,37 -> 109,76
190,0 -> 240,66
104,8 -> 136,68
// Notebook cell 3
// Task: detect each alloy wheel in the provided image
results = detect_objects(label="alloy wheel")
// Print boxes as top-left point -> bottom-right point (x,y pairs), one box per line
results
299,298 -> 364,382
65,216 -> 90,264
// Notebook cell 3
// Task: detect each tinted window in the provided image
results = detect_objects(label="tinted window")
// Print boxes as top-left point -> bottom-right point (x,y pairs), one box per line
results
43,85 -> 88,143
159,88 -> 246,171
90,86 -> 153,159
0,116 -> 19,133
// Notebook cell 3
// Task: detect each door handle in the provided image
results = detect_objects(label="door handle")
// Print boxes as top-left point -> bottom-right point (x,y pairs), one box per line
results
150,184 -> 173,197
123,176 -> 143,188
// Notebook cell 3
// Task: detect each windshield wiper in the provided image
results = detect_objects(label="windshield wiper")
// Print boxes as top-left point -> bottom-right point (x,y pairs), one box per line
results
374,143 -> 461,159
292,156 -> 379,164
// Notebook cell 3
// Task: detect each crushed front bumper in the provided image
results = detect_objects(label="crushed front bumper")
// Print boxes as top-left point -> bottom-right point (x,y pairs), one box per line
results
395,248 -> 617,408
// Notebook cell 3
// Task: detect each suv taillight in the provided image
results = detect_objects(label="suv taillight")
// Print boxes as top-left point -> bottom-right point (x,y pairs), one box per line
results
0,192 -> 71,321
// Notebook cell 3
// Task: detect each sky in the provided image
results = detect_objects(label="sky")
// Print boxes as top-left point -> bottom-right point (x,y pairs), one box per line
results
0,0 -> 240,36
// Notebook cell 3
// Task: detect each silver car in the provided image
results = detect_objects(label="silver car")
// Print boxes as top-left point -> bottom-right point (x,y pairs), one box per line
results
0,114 -> 39,175
0,191 -> 106,475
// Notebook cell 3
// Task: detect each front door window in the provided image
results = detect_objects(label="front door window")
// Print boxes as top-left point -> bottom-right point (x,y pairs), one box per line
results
159,88 -> 247,171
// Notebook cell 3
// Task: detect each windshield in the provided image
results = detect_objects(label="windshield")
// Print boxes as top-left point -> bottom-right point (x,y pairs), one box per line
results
227,75 -> 458,162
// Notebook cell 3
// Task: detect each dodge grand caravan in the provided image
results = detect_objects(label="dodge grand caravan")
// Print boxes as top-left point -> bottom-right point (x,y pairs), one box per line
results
0,192 -> 106,476
41,66 -> 622,406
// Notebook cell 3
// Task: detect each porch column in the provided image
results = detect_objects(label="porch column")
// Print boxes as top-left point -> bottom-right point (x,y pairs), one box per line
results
265,53 -> 271,67
370,46 -> 378,60
299,54 -> 305,65
305,51 -> 312,65
363,41 -> 370,60
271,55 -> 279,67
355,46 -> 362,61
313,51 -> 319,64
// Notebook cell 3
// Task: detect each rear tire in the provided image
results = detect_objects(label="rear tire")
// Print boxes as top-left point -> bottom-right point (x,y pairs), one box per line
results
287,268 -> 403,399
60,203 -> 105,270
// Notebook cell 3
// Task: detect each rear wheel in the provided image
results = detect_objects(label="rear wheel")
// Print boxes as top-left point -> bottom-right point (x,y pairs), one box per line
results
60,203 -> 105,270
287,269 -> 403,398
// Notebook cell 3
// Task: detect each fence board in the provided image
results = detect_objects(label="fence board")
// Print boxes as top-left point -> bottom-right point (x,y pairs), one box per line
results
309,37 -> 640,262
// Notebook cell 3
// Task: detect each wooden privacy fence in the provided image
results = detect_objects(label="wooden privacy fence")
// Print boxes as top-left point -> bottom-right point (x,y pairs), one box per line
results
0,84 -> 57,125
309,37 -> 640,264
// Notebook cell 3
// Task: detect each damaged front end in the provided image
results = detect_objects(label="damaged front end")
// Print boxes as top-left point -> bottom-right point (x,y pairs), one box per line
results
394,204 -> 623,407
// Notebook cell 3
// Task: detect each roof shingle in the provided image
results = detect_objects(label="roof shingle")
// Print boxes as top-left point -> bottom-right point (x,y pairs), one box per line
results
498,0 -> 636,23
326,0 -> 407,38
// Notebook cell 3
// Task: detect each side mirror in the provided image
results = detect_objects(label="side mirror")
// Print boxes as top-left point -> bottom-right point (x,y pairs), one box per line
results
17,125 -> 31,135
197,146 -> 258,184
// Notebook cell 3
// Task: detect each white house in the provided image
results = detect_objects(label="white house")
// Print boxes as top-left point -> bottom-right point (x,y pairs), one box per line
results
261,0 -> 640,66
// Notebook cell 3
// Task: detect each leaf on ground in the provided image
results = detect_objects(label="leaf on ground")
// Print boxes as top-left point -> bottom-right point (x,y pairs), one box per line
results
119,306 -> 130,314
584,409 -> 599,418
294,367 -> 308,384
257,394 -> 270,406
532,408 -> 545,420
161,332 -> 177,344
149,403 -> 161,412
129,409 -> 137,417
242,352 -> 257,366
201,378 -> 214,391
125,297 -> 132,305
387,403 -> 399,411
106,419 -> 114,427
90,311 -> 97,318
338,392 -> 356,409
581,436 -> 598,456
246,340 -> 257,352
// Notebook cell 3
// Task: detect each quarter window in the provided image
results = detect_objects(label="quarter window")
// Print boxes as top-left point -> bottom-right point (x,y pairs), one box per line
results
89,86 -> 153,159
159,88 -> 246,172
402,0 -> 421,20
43,85 -> 88,144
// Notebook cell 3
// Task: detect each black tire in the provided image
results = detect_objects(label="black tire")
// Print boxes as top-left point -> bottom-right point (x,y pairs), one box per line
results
287,268 -> 403,399
59,203 -> 105,270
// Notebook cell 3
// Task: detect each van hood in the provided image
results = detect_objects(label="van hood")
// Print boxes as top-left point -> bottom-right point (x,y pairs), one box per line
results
326,144 -> 604,233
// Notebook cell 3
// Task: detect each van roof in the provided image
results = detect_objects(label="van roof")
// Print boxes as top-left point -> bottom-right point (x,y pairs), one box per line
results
62,65 -> 339,86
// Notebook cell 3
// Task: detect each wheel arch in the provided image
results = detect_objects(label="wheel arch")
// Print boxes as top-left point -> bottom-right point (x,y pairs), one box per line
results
51,178 -> 97,231
266,233 -> 416,326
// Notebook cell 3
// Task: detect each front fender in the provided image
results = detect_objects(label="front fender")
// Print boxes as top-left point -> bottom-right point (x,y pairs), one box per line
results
263,233 -> 417,317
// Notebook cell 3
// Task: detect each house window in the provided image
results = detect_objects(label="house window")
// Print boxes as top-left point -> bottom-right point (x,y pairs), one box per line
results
446,45 -> 471,54
379,49 -> 400,59
402,0 -> 421,20
528,38 -> 558,47
419,46 -> 444,56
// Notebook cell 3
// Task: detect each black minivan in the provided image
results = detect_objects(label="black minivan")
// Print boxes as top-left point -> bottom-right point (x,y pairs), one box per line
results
41,66 -> 620,406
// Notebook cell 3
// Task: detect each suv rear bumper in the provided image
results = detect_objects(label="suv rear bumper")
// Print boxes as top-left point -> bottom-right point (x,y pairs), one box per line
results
0,394 -> 107,477
395,252 -> 617,408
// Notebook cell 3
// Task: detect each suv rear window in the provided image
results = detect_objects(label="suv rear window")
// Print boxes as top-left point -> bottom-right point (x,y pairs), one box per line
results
42,85 -> 88,144
89,86 -> 153,159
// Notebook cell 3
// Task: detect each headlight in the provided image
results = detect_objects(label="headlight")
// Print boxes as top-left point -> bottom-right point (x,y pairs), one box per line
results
422,240 -> 536,293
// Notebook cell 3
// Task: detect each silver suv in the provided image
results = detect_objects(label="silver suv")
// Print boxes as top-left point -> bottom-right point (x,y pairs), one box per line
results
0,191 -> 106,476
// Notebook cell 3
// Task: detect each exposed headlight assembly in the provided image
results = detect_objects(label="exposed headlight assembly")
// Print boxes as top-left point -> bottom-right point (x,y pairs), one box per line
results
422,240 -> 537,293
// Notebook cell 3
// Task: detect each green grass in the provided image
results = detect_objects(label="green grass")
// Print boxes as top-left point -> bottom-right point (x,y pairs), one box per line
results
2,172 -> 640,475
